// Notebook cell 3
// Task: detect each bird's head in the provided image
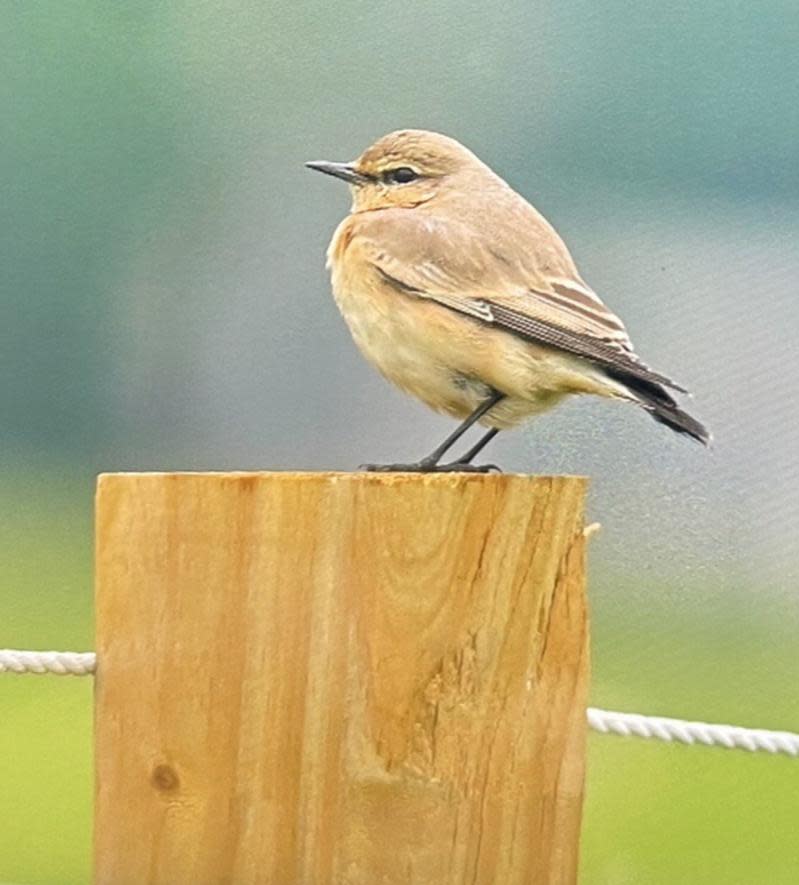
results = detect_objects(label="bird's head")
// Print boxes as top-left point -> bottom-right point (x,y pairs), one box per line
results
306,129 -> 493,212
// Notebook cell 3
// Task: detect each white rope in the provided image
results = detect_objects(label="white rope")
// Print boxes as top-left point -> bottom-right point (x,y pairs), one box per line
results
2,649 -> 797,757
587,707 -> 799,757
0,648 -> 96,676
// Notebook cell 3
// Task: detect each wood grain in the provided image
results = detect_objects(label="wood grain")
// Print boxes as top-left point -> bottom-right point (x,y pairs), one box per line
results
94,472 -> 589,884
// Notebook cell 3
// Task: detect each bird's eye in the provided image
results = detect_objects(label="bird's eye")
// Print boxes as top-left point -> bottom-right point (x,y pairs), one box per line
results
383,167 -> 418,184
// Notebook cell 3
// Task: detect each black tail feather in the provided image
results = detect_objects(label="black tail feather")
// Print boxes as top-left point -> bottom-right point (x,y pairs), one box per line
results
642,399 -> 710,445
607,370 -> 711,445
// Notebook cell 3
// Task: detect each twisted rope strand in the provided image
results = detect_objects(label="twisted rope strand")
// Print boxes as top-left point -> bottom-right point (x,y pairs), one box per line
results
0,648 -> 96,676
586,707 -> 799,756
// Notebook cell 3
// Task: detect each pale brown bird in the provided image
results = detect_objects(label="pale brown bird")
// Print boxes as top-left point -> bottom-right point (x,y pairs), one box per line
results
307,129 -> 709,472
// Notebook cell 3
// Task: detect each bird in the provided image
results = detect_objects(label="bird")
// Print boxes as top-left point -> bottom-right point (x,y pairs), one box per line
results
306,129 -> 709,472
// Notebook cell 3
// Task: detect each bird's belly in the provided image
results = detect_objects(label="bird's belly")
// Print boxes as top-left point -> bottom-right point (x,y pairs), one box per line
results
332,282 -> 576,428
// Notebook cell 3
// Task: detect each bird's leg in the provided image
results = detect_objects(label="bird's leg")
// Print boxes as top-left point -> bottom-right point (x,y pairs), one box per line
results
453,427 -> 501,464
418,390 -> 505,467
360,390 -> 505,473
429,427 -> 503,473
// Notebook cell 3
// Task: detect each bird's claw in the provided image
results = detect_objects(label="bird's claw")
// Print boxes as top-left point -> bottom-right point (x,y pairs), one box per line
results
451,462 -> 503,473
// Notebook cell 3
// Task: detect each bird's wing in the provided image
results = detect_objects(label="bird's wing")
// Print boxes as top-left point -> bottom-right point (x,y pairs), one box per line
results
352,210 -> 687,393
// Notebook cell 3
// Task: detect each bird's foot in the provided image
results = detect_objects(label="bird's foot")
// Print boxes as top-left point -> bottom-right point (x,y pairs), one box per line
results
428,461 -> 503,473
359,460 -> 502,474
359,460 -> 436,473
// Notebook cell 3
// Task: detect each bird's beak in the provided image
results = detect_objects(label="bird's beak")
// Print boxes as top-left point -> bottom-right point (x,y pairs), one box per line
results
305,160 -> 368,185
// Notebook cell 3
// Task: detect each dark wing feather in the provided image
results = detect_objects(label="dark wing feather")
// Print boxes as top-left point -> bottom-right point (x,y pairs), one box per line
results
483,301 -> 688,393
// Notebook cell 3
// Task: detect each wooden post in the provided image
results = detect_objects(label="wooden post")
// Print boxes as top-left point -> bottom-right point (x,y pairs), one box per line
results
95,472 -> 589,885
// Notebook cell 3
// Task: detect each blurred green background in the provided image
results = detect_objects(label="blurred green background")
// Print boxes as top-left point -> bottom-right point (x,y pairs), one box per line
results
2,2 -> 798,882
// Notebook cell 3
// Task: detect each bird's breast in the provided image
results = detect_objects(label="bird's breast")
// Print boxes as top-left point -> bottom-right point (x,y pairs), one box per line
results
330,259 -> 480,417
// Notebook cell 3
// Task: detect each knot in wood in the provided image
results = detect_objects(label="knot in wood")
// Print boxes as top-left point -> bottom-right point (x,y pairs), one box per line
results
151,763 -> 180,792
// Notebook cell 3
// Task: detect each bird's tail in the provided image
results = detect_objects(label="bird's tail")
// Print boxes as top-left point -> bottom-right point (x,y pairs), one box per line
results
608,371 -> 711,445
641,397 -> 710,445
